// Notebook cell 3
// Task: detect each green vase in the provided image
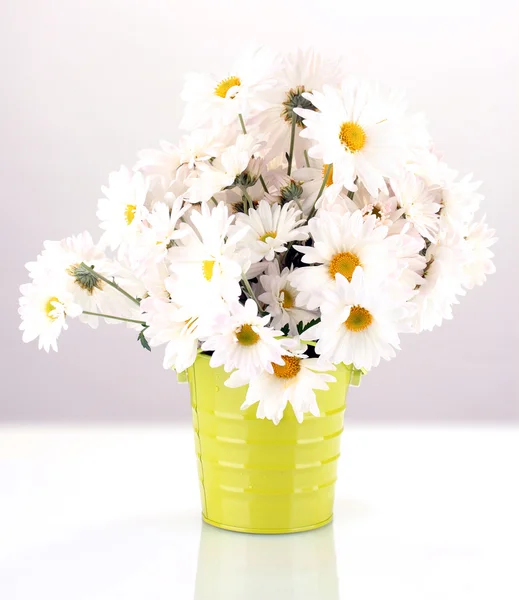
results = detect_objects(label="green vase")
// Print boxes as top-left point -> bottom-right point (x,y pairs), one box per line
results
186,353 -> 361,534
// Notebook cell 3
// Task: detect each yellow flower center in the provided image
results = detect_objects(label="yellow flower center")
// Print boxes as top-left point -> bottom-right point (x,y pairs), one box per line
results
345,306 -> 373,332
259,231 -> 277,243
202,260 -> 215,281
235,324 -> 260,346
281,288 -> 294,309
339,122 -> 366,153
272,355 -> 301,379
328,252 -> 361,282
322,163 -> 334,187
45,297 -> 60,320
214,76 -> 242,98
124,204 -> 137,225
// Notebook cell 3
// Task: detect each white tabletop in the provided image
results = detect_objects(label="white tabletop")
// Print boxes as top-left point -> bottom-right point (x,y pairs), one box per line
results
0,425 -> 517,599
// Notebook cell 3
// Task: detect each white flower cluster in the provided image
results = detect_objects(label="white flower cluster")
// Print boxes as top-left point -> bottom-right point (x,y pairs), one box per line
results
19,48 -> 496,423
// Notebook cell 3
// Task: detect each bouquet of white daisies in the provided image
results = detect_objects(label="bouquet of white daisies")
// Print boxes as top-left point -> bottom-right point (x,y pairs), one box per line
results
19,48 -> 496,424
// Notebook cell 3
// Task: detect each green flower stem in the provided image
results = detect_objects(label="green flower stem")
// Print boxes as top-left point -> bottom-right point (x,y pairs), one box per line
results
238,113 -> 247,135
238,113 -> 269,195
307,163 -> 332,220
79,262 -> 141,306
242,188 -> 254,210
82,310 -> 146,326
304,149 -> 310,168
241,277 -> 261,307
258,174 -> 269,194
347,177 -> 358,200
287,115 -> 297,176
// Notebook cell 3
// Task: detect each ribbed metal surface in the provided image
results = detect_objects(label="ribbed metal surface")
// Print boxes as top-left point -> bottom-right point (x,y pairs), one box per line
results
188,354 -> 351,534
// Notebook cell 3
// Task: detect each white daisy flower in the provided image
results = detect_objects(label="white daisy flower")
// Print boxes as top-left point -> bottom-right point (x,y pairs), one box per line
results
24,231 -> 139,329
19,279 -> 82,352
352,187 -> 403,228
140,294 -> 201,372
402,111 -> 433,155
179,47 -> 278,130
250,48 -> 345,162
139,261 -> 171,300
263,166 -> 292,194
291,209 -> 396,310
212,176 -> 274,216
461,217 -> 497,290
177,128 -> 233,168
295,81 -> 407,196
246,168 -> 304,210
292,160 -> 356,216
185,134 -> 263,204
128,197 -> 189,273
201,299 -> 286,377
412,232 -> 467,332
226,349 -> 336,424
167,202 -> 246,314
137,129 -> 235,195
408,149 -> 457,188
391,171 -> 441,242
233,199 -> 308,262
26,231 -> 107,281
146,170 -> 193,213
97,166 -> 149,255
258,261 -> 316,335
183,165 -> 228,206
311,182 -> 359,217
440,174 -> 483,230
385,228 -> 427,293
136,141 -> 181,187
313,268 -> 409,370
347,184 -> 426,291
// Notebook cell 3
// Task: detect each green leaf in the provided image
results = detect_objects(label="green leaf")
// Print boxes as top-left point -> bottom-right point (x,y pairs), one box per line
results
299,318 -> 320,335
137,327 -> 151,352
281,324 -> 290,336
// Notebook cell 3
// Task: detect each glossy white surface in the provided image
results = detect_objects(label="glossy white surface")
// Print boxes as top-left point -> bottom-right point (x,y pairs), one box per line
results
0,425 -> 517,599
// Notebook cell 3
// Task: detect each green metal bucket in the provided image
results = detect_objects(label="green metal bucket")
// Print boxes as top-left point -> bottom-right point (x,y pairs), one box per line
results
186,353 -> 360,534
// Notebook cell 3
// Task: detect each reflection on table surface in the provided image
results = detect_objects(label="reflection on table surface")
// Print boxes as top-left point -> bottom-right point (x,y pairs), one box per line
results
194,522 -> 339,600
2,427 -> 518,599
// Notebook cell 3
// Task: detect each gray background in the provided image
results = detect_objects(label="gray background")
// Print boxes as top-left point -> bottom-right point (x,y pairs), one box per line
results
2,1 -> 518,423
